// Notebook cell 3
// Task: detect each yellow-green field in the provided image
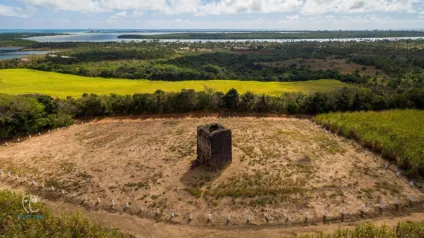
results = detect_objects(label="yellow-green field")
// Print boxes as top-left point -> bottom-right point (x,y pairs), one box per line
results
314,110 -> 424,177
0,69 -> 348,98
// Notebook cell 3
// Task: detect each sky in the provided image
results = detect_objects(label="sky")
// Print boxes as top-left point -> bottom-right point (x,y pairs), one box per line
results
1,0 -> 424,30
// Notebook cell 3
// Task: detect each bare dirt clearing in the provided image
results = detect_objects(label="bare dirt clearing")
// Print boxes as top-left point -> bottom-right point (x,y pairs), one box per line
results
0,117 -> 422,227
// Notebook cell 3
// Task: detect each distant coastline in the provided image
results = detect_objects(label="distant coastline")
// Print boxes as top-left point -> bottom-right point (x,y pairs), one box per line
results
2,29 -> 424,43
117,31 -> 424,40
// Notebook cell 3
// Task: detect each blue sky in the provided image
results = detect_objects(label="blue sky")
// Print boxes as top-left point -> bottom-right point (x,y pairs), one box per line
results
1,0 -> 424,30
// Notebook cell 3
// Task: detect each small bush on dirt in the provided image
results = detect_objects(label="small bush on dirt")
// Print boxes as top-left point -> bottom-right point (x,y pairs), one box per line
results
184,187 -> 202,198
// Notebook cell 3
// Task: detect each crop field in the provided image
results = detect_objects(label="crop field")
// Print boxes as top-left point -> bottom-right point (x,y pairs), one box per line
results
0,69 -> 348,98
1,117 -> 422,227
314,110 -> 424,177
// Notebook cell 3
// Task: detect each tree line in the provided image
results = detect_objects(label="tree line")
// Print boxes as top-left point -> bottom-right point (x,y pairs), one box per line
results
2,87 -> 423,140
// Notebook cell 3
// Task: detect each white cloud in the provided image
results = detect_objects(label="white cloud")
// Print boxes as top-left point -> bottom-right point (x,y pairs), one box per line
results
19,0 -> 302,15
115,11 -> 127,17
0,4 -> 34,18
163,0 -> 200,14
59,18 -> 70,24
107,11 -> 127,23
286,14 -> 300,21
23,0 -> 105,13
22,0 -> 198,14
196,0 -> 303,15
10,0 -> 424,17
301,0 -> 421,15
143,14 -> 424,30
132,10 -> 144,16
99,0 -> 168,13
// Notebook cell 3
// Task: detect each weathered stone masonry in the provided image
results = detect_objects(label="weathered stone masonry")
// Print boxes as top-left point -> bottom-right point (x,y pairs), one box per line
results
195,123 -> 232,170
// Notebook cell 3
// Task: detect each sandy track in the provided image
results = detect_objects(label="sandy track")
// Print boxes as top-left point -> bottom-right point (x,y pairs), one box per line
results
1,183 -> 423,238
43,198 -> 424,238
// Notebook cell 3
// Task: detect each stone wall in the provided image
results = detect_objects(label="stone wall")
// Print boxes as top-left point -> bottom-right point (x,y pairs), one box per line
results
195,123 -> 232,170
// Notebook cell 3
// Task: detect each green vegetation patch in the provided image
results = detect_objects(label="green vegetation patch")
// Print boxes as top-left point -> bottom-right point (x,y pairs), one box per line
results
0,69 -> 348,98
300,221 -> 424,238
0,189 -> 129,237
0,93 -> 73,139
184,187 -> 202,198
314,110 -> 424,177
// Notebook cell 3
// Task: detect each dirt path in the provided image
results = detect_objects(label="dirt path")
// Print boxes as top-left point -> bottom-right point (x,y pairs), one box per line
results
55,207 -> 424,238
2,183 -> 423,238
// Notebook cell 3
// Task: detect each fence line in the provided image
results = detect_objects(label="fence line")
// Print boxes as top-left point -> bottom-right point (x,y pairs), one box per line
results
0,169 -> 422,227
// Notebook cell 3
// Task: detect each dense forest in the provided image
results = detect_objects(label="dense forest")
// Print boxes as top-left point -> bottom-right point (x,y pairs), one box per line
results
2,87 -> 423,140
1,40 -> 424,89
117,31 -> 424,39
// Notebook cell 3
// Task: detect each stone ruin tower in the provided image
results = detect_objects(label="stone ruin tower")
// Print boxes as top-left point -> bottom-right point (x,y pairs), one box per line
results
194,123 -> 232,170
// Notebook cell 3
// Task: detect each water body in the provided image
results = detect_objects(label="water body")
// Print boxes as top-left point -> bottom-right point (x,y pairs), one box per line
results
28,32 -> 152,42
0,29 -> 304,34
26,31 -> 238,42
0,28 -> 420,42
26,32 -> 424,43
0,47 -> 22,51
4,29 -> 423,58
0,29 -> 86,34
0,48 -> 53,60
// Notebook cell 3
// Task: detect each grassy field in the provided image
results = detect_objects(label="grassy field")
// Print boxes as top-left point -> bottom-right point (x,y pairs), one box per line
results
302,222 -> 424,238
314,110 -> 424,177
0,189 -> 128,237
0,69 -> 348,98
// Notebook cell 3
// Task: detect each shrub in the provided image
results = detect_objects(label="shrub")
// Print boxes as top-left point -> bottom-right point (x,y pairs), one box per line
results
0,189 -> 130,237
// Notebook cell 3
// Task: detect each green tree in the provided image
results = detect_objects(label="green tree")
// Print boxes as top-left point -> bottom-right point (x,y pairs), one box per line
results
240,91 -> 256,112
223,88 -> 240,110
